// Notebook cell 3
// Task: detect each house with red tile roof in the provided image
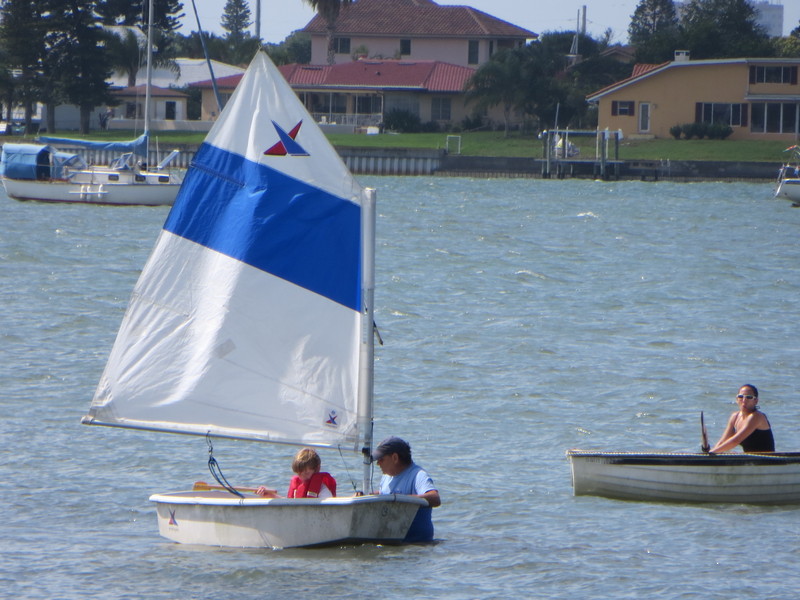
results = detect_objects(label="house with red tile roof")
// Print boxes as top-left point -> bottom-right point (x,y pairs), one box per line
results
190,0 -> 538,131
193,59 -> 491,129
302,0 -> 536,67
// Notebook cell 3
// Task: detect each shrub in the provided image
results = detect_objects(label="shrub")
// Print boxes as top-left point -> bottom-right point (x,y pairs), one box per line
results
421,120 -> 440,133
669,124 -> 683,139
708,122 -> 733,140
461,113 -> 484,131
383,109 -> 421,133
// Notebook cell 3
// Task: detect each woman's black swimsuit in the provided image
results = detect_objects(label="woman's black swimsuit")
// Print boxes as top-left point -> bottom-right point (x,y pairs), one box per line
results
738,417 -> 775,452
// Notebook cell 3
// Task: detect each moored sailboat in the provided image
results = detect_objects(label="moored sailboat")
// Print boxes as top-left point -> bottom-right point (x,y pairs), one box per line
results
0,0 -> 182,206
81,50 -> 426,548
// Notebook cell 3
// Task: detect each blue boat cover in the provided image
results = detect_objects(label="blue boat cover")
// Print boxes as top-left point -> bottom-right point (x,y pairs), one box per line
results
1,143 -> 87,180
38,133 -> 148,157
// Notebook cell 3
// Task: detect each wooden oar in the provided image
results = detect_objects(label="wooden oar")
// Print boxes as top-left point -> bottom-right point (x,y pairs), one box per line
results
700,411 -> 710,453
193,480 -> 275,495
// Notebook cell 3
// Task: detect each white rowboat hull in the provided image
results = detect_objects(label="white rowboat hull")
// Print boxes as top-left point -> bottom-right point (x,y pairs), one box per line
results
150,491 -> 427,548
567,450 -> 800,504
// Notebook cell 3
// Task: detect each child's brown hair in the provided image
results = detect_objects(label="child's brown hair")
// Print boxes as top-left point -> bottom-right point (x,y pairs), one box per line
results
292,448 -> 321,474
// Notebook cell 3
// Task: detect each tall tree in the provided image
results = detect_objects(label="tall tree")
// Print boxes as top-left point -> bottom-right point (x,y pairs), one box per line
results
681,0 -> 774,59
628,0 -> 681,63
0,0 -> 48,130
221,0 -> 251,41
45,0 -> 114,133
303,0 -> 353,65
465,47 -> 530,137
221,0 -> 260,64
265,31 -> 311,65
98,0 -> 185,32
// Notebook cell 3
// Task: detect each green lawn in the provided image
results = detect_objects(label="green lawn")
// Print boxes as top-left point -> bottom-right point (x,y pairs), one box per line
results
17,129 -> 797,162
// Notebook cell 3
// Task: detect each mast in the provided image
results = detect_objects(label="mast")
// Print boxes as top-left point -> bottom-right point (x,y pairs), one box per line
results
359,188 -> 377,494
143,0 -> 154,163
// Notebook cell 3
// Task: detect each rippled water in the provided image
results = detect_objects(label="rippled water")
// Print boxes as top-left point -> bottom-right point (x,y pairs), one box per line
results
2,178 -> 799,599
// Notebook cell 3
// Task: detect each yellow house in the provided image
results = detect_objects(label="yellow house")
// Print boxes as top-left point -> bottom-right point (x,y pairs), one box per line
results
587,53 -> 800,141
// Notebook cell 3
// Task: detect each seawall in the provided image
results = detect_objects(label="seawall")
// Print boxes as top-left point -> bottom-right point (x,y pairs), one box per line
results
18,140 -> 780,182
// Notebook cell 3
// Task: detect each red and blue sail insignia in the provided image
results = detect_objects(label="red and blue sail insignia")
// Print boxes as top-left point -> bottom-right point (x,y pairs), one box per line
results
168,509 -> 178,526
264,120 -> 309,156
325,410 -> 338,427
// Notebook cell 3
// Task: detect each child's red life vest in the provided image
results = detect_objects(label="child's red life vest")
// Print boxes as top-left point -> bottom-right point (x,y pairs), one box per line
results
287,472 -> 337,498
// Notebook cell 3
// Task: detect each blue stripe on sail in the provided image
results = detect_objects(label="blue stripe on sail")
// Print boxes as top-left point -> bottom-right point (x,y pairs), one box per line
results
164,143 -> 361,312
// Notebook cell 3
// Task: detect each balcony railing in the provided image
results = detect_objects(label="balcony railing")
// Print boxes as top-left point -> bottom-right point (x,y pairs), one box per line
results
311,112 -> 383,127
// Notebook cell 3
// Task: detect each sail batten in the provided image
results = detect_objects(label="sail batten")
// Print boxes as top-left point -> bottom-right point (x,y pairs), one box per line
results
84,52 -> 371,452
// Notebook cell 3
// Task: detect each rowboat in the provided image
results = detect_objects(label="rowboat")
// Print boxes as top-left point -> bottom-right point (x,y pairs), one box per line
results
567,449 -> 800,504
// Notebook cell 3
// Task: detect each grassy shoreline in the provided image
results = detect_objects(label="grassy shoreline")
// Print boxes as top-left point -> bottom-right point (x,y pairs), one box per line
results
9,130 -> 797,162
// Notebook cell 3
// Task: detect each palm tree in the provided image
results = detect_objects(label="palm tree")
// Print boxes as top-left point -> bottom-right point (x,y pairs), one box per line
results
302,0 -> 353,65
104,26 -> 179,88
465,48 -> 527,137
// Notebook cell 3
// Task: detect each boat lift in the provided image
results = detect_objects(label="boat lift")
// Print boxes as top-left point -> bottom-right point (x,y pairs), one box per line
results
539,128 -> 623,180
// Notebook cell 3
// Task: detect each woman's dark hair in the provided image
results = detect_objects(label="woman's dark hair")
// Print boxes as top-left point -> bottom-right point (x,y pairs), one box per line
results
741,383 -> 758,397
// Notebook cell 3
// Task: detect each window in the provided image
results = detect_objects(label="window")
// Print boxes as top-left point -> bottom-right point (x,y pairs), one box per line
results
431,97 -> 451,121
400,39 -> 411,56
750,102 -> 800,134
333,37 -> 350,54
698,103 -> 747,127
385,94 -> 420,117
356,95 -> 381,114
468,40 -> 479,65
611,101 -> 635,116
749,65 -> 798,85
165,101 -> 176,120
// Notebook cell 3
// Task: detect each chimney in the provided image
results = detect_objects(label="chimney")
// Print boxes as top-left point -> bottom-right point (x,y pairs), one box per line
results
674,50 -> 690,62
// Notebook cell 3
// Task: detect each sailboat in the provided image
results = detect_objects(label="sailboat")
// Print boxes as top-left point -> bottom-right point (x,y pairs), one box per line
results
0,0 -> 182,206
81,50 -> 426,548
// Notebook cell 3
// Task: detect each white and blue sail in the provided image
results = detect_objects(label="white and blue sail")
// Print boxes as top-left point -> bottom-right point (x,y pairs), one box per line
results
83,51 -> 374,452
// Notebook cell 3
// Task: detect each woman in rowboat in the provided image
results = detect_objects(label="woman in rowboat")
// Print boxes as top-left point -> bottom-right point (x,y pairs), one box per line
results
710,384 -> 775,453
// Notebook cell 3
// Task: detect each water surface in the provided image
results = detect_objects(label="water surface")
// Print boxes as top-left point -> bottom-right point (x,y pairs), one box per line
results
2,178 -> 799,599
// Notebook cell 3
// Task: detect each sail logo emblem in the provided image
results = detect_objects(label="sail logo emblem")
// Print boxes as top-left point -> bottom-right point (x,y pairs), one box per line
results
325,410 -> 338,427
168,509 -> 178,527
264,120 -> 309,156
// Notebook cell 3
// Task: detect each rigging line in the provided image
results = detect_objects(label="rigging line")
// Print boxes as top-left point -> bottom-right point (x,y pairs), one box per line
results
336,445 -> 360,495
206,433 -> 244,498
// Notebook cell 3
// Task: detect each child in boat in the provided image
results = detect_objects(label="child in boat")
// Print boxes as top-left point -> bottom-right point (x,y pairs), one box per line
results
710,384 -> 775,453
255,448 -> 337,498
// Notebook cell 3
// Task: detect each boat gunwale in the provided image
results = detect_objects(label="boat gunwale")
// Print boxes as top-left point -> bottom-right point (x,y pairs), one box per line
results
149,491 -> 429,508
566,449 -> 800,467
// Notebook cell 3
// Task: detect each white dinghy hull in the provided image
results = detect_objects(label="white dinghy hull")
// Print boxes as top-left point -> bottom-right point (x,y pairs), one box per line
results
567,450 -> 800,504
150,492 -> 426,548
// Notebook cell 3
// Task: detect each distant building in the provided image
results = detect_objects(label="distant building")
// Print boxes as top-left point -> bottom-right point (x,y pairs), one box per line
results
587,51 -> 800,141
674,0 -> 784,37
191,59 -> 500,130
752,0 -> 785,37
301,0 -> 536,67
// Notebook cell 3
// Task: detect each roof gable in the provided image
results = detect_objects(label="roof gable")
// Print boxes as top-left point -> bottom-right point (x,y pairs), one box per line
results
302,0 -> 536,39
